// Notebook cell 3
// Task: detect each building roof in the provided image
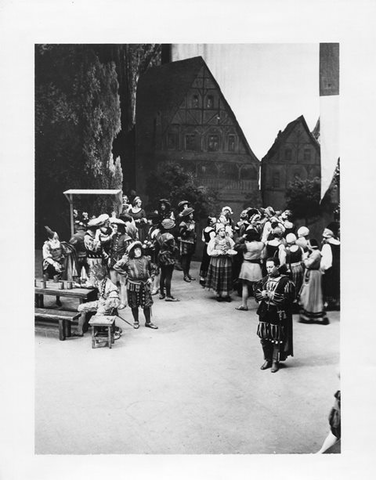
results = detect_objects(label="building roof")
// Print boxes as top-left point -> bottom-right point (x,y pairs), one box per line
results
262,115 -> 320,161
136,56 -> 258,162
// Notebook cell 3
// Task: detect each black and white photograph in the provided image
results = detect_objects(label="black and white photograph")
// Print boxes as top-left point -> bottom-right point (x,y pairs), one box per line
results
1,1 -> 375,479
33,42 -> 340,456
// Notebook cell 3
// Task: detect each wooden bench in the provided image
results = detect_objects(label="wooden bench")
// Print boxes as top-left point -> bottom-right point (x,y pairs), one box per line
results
35,308 -> 81,341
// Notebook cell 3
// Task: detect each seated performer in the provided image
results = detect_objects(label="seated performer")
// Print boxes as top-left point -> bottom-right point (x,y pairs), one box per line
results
73,264 -> 121,338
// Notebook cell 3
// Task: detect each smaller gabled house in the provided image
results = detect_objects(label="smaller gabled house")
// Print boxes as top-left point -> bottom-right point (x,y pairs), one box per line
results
135,56 -> 260,217
261,115 -> 321,210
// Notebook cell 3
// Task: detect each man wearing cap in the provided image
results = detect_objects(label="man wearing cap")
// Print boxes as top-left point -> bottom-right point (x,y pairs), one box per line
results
157,218 -> 180,301
254,257 -> 295,373
43,226 -> 66,281
114,241 -> 158,329
69,223 -> 89,283
107,217 -> 132,309
155,198 -> 175,226
178,207 -> 197,282
84,214 -> 111,286
74,263 -> 121,338
42,226 -> 66,306
177,200 -> 190,218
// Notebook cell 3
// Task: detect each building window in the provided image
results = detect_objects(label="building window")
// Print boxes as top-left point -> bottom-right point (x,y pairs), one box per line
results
206,95 -> 214,108
192,95 -> 199,108
285,148 -> 292,161
228,135 -> 236,152
167,133 -> 177,150
208,134 -> 219,152
272,171 -> 280,188
304,148 -> 311,161
185,134 -> 196,151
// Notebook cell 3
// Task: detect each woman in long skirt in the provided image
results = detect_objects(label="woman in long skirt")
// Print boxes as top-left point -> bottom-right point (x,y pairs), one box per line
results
205,223 -> 235,302
298,239 -> 329,324
199,216 -> 216,286
284,233 -> 305,304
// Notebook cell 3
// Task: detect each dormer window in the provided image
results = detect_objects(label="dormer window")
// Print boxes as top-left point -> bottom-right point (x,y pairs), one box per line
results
285,148 -> 292,161
228,135 -> 236,152
208,134 -> 219,152
206,95 -> 214,108
304,148 -> 311,161
273,171 -> 280,188
185,134 -> 197,151
192,95 -> 199,108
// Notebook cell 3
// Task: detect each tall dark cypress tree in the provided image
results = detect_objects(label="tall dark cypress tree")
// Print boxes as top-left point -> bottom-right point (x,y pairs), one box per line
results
35,44 -> 122,242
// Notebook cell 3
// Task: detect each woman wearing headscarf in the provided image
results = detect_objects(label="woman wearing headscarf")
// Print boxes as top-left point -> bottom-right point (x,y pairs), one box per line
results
205,223 -> 236,302
284,232 -> 305,301
298,239 -> 329,324
320,223 -> 340,310
234,228 -> 265,311
199,216 -> 217,287
262,226 -> 286,276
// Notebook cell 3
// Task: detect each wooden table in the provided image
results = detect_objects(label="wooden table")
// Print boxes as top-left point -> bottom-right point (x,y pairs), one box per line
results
35,286 -> 98,340
35,286 -> 97,308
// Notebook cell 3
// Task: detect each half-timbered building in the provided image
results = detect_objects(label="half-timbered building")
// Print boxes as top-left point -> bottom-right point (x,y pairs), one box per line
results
135,56 -> 260,217
261,115 -> 321,210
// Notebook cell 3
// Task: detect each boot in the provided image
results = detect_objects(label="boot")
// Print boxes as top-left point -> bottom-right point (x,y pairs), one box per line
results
132,308 -> 140,329
260,343 -> 272,370
271,345 -> 280,373
271,361 -> 279,373
144,307 -> 158,329
260,360 -> 272,370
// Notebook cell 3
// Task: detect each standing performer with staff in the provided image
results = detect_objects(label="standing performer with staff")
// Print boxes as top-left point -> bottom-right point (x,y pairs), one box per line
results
254,257 -> 295,373
114,241 -> 159,330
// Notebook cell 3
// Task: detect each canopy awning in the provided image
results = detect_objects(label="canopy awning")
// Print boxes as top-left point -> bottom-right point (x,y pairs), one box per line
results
64,189 -> 122,200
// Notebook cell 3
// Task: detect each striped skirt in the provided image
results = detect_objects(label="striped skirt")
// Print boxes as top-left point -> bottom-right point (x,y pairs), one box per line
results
205,256 -> 233,295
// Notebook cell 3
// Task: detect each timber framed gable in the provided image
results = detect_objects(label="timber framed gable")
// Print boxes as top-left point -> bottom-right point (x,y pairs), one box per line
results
136,56 -> 260,215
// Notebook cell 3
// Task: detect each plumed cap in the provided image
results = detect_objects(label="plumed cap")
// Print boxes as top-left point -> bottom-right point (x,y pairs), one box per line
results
87,214 -> 109,228
180,207 -> 195,217
161,218 -> 175,230
222,206 -> 233,215
264,206 -> 276,217
44,226 -> 56,238
126,241 -> 143,254
109,217 -> 126,225
322,228 -> 334,239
